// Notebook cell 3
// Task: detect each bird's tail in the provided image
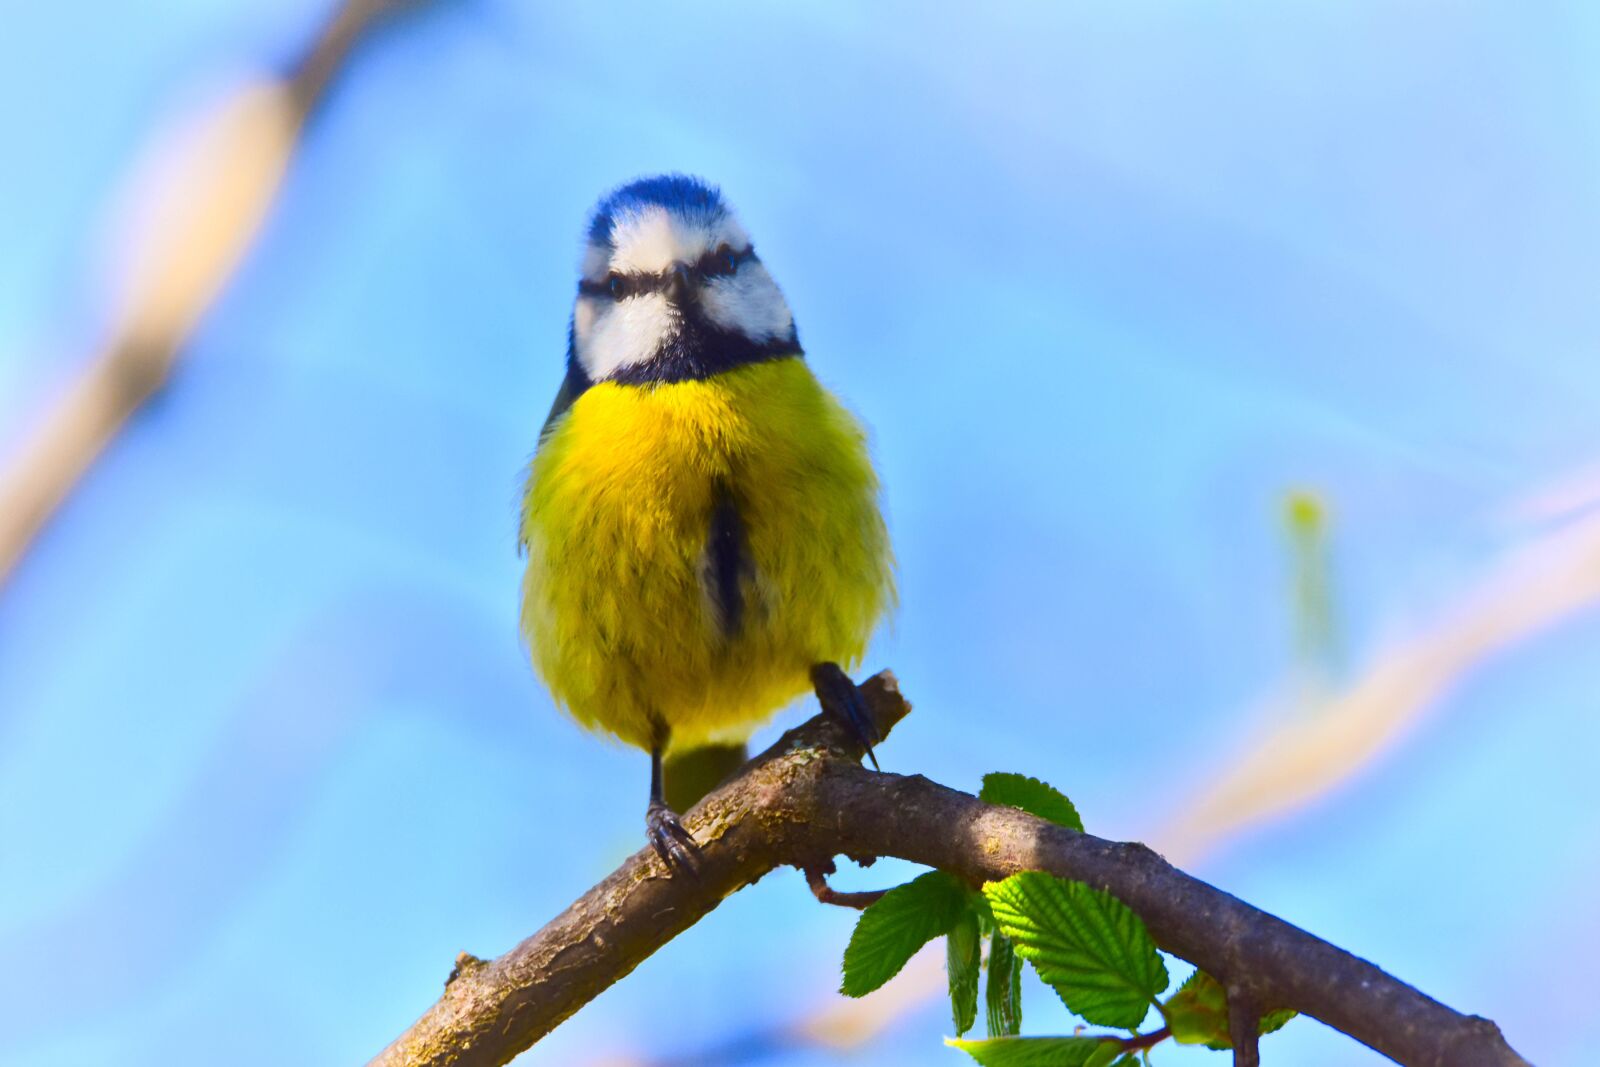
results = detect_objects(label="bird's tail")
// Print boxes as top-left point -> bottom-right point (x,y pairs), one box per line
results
663,742 -> 749,812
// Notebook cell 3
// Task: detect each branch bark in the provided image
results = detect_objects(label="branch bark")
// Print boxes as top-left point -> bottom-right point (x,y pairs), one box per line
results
370,672 -> 1529,1067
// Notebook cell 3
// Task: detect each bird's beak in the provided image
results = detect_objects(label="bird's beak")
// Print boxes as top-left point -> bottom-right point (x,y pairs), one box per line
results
665,263 -> 694,306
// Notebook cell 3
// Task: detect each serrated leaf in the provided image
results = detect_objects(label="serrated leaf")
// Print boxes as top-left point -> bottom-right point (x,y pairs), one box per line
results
984,872 -> 1167,1029
948,907 -> 982,1036
841,871 -> 967,997
944,1036 -> 1120,1066
985,931 -> 1023,1037
1168,969 -> 1299,1050
980,773 -> 1084,832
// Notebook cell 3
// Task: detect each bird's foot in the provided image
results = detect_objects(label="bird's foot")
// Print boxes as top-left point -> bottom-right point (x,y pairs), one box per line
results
646,801 -> 700,876
810,662 -> 881,770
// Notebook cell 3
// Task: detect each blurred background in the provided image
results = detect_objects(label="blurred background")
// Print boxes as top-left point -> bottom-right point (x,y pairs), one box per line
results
2,2 -> 1597,1064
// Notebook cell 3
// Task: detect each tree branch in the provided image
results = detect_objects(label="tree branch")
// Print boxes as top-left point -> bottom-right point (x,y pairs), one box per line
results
369,672 -> 1529,1067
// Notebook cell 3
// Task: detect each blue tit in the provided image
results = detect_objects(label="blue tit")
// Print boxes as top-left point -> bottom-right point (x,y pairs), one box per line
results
519,175 -> 894,869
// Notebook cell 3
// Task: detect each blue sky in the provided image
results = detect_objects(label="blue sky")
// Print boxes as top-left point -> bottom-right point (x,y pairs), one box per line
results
2,3 -> 1597,1065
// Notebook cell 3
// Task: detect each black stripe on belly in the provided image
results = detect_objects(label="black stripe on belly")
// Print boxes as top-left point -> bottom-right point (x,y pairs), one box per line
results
703,488 -> 750,639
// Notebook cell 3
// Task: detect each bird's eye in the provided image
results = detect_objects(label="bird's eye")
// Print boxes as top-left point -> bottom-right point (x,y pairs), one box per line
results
606,273 -> 629,299
702,245 -> 739,277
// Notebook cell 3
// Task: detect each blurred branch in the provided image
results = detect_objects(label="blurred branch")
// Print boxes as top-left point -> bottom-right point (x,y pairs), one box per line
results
589,943 -> 948,1067
1153,499 -> 1600,865
581,885 -> 985,1061
370,671 -> 1528,1067
0,0 -> 426,587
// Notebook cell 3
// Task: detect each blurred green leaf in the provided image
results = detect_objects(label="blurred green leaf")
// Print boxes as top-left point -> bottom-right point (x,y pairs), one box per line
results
1084,1042 -> 1123,1067
840,871 -> 967,997
985,872 -> 1167,1029
979,773 -> 1084,832
1283,487 -> 1340,678
944,1036 -> 1120,1066
1167,968 -> 1299,1049
949,907 -> 983,1036
986,931 -> 1023,1037
1165,969 -> 1229,1045
1205,1007 -> 1299,1050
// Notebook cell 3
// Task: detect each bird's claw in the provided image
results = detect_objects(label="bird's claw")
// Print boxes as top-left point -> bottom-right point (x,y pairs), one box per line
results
810,662 -> 881,770
646,802 -> 701,876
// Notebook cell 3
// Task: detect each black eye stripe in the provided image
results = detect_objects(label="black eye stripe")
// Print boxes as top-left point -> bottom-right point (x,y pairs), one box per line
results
577,247 -> 758,298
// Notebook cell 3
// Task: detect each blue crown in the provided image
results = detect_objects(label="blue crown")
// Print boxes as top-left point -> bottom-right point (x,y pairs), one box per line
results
587,174 -> 728,245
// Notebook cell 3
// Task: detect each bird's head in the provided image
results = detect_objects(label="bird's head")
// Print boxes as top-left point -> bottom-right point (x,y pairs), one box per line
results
569,175 -> 800,385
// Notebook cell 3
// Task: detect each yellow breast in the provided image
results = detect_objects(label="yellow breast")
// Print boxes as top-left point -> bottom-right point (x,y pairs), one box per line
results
519,357 -> 894,750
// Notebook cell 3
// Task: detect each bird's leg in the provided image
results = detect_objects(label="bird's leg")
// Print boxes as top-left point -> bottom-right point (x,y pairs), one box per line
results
645,738 -> 699,875
810,662 -> 881,770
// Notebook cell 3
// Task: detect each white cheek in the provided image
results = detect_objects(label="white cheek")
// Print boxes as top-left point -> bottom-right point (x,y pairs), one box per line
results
700,264 -> 793,342
572,299 -> 596,339
574,294 -> 676,379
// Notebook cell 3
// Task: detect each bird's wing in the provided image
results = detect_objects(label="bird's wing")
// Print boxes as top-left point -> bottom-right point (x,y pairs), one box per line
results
538,361 -> 589,444
518,362 -> 591,556
663,742 -> 750,811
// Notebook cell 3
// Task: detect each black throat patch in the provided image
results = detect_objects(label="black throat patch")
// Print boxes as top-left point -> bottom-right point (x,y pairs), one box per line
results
610,308 -> 801,385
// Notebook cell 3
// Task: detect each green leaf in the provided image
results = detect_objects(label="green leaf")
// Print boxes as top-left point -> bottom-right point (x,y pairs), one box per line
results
984,872 -> 1168,1029
1167,969 -> 1299,1050
1165,969 -> 1229,1046
979,773 -> 1084,832
1261,1007 -> 1298,1036
948,907 -> 982,1036
1206,1007 -> 1298,1049
985,931 -> 1023,1037
1083,1044 -> 1123,1067
840,871 -> 967,997
944,1036 -> 1120,1066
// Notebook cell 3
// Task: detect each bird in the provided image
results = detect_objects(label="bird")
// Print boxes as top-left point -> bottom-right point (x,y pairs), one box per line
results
518,175 -> 895,872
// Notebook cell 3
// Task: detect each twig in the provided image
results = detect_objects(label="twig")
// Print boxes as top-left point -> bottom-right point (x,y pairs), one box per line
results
1119,1025 -> 1170,1053
802,863 -> 888,910
1228,986 -> 1261,1067
369,671 -> 1529,1067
